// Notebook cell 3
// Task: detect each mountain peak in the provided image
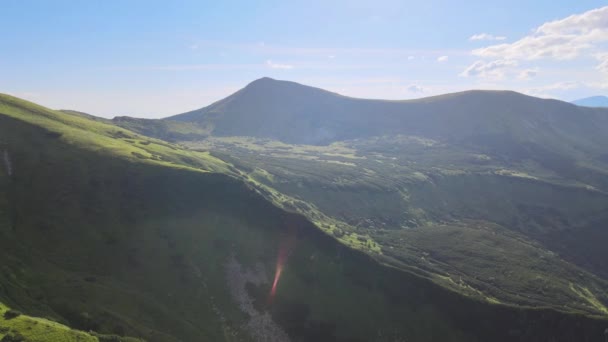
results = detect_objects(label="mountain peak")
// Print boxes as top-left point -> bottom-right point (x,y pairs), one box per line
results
248,76 -> 277,83
245,77 -> 278,87
243,77 -> 289,90
235,77 -> 339,102
243,77 -> 322,92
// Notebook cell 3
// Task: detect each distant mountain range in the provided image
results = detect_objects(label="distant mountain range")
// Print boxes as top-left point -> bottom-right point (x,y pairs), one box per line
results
572,96 -> 608,108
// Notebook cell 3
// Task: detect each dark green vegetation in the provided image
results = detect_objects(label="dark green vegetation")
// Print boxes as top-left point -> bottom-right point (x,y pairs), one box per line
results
164,78 -> 608,317
572,96 -> 608,108
188,136 -> 608,316
1,78 -> 608,342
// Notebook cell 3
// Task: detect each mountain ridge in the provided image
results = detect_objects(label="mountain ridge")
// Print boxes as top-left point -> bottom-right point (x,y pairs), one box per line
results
170,77 -> 579,111
573,95 -> 608,108
164,78 -> 608,147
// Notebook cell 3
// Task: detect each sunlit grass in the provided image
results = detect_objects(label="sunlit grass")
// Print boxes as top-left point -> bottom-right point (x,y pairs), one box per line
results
0,93 -> 231,175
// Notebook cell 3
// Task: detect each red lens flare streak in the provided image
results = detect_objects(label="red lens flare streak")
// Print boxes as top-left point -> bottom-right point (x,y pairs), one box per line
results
270,264 -> 283,298
268,226 -> 296,304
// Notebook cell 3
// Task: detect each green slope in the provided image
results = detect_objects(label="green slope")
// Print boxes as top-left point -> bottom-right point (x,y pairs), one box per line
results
111,116 -> 212,142
1,93 -> 608,342
0,94 -> 231,175
118,79 -> 608,316
192,136 -> 608,316
0,302 -> 142,341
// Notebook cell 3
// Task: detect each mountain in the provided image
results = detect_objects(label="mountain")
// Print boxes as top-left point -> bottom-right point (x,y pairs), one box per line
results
572,96 -> 608,108
162,79 -> 608,316
167,78 -> 608,150
1,89 -> 608,341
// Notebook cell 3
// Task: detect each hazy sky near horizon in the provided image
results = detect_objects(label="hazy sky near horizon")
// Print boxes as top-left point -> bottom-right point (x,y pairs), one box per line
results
2,1 -> 608,118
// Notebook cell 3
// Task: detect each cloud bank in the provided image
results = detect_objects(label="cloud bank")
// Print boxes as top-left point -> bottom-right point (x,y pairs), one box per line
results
462,6 -> 608,87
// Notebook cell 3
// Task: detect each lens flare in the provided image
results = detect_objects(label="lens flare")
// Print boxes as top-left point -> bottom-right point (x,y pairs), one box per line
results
268,226 -> 296,304
270,263 -> 283,298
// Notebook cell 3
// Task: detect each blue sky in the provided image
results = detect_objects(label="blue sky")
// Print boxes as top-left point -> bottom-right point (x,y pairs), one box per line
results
1,0 -> 607,118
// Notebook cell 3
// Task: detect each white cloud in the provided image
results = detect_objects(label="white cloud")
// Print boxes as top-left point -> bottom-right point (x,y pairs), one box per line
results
328,55 -> 336,59
437,55 -> 449,62
518,68 -> 539,80
406,84 -> 425,93
469,33 -> 507,41
472,6 -> 608,61
595,52 -> 608,73
460,59 -> 518,79
407,55 -> 415,60
265,60 -> 294,70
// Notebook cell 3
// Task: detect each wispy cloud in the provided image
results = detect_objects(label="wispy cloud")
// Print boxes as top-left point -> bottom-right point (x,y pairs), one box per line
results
101,62 -> 421,73
469,33 -> 507,41
406,84 -> 425,93
104,64 -> 258,71
460,59 -> 518,79
518,68 -> 539,80
265,60 -> 294,69
437,56 -> 449,63
594,52 -> 608,73
182,40 -> 468,58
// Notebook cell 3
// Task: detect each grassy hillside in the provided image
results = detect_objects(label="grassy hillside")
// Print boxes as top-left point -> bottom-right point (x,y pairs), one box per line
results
0,301 -> 144,342
111,116 -> 211,142
0,94 -> 231,175
188,136 -> 608,317
113,79 -> 608,317
1,95 -> 607,341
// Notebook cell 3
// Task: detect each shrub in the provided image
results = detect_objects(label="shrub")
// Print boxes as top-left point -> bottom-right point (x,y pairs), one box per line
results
96,336 -> 121,342
93,333 -> 124,342
130,152 -> 147,159
45,131 -> 63,139
0,332 -> 25,342
3,309 -> 22,320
